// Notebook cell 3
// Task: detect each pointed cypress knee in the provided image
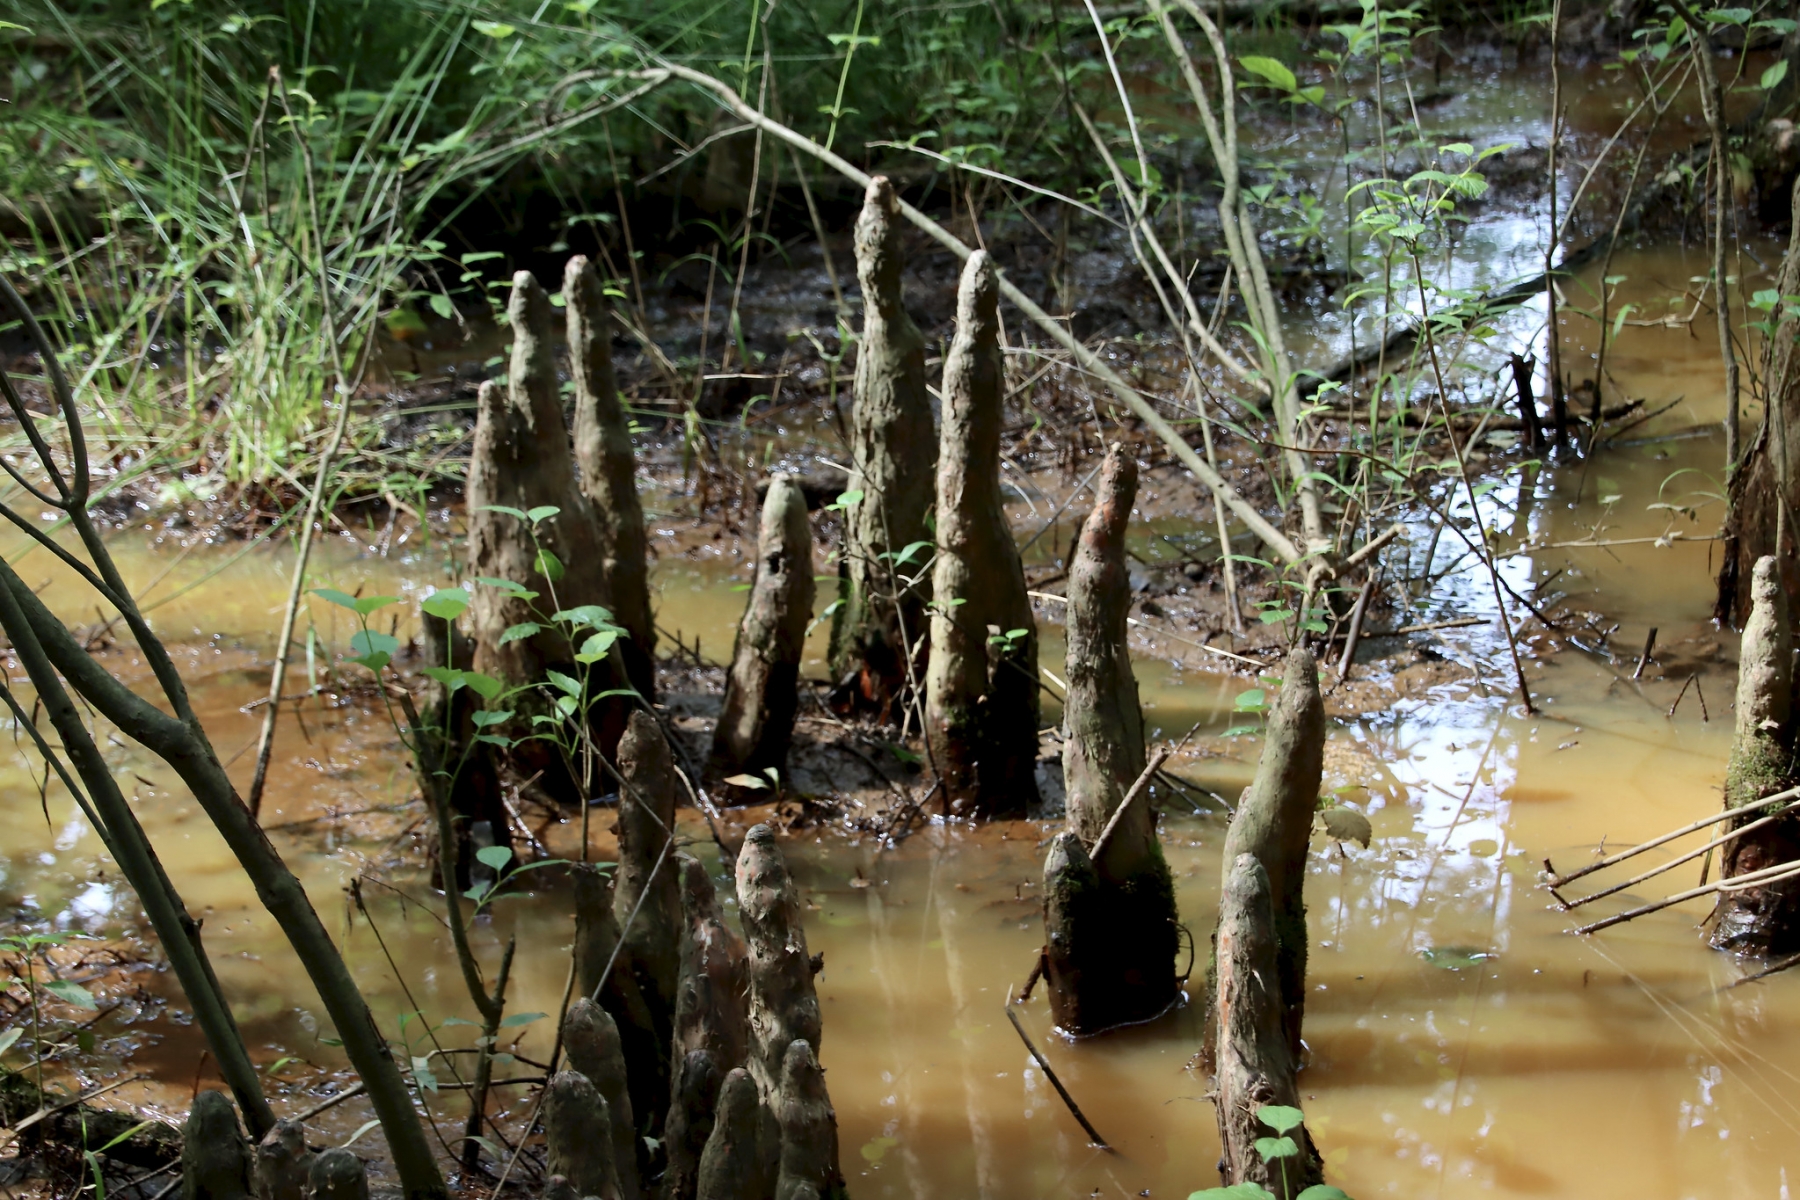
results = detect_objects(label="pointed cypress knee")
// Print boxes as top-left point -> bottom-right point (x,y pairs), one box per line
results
924,250 -> 1040,817
253,1119 -> 312,1200
1212,854 -> 1324,1192
1045,442 -> 1178,1033
666,856 -> 752,1200
562,999 -> 641,1200
467,272 -> 622,799
543,1071 -> 622,1200
829,176 -> 936,716
307,1150 -> 370,1200
773,1039 -> 846,1200
567,255 -> 656,699
612,710 -> 684,1128
1215,648 -> 1323,1061
182,1090 -> 251,1200
572,862 -> 663,1151
696,1068 -> 778,1200
711,474 -> 815,794
1711,555 -> 1800,953
736,825 -> 823,1097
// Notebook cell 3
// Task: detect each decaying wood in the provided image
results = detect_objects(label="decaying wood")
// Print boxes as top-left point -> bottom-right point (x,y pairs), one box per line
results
1217,648 -> 1323,1060
467,272 -> 622,798
695,1068 -> 778,1200
666,855 -> 752,1200
1711,556 -> 1800,954
773,1039 -> 845,1200
736,824 -> 823,1097
307,1150 -> 370,1200
253,1119 -> 312,1200
562,999 -> 641,1200
711,474 -> 815,790
544,1070 -> 623,1200
182,1090 -> 251,1200
924,251 -> 1040,817
1212,853 -> 1324,1193
830,176 -> 936,717
612,710 -> 684,1128
1044,442 -> 1179,1034
567,254 -> 656,699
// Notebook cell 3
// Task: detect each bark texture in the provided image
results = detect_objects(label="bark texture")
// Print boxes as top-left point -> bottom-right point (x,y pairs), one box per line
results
1044,442 -> 1179,1033
562,999 -> 641,1200
567,254 -> 656,698
1711,555 -> 1800,954
612,710 -> 684,1130
544,1071 -> 623,1200
736,824 -> 823,1097
466,272 -> 624,797
1212,854 -> 1324,1193
829,176 -> 936,717
711,474 -> 814,790
1217,648 -> 1323,1060
182,1091 -> 251,1200
307,1151 -> 369,1200
695,1068 -> 777,1200
253,1120 -> 312,1200
924,250 -> 1040,817
666,856 -> 752,1200
773,1039 -> 846,1200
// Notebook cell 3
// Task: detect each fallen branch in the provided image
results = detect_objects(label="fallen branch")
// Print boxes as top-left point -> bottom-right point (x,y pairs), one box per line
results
1545,786 -> 1800,888
1557,800 -> 1800,910
1003,1005 -> 1112,1149
1572,858 -> 1800,936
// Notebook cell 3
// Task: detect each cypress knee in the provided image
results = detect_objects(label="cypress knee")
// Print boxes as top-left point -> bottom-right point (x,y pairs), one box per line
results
562,999 -> 641,1200
182,1090 -> 251,1200
1216,648 -> 1324,1061
773,1039 -> 845,1200
572,862 -> 663,1151
1710,555 -> 1800,953
924,251 -> 1040,817
666,856 -> 752,1200
543,1071 -> 622,1200
1044,442 -> 1178,1034
253,1119 -> 312,1200
711,474 -> 814,792
695,1068 -> 778,1200
736,824 -> 823,1097
567,255 -> 656,699
306,1150 -> 369,1200
1212,854 -> 1324,1193
829,177 -> 936,716
467,272 -> 624,798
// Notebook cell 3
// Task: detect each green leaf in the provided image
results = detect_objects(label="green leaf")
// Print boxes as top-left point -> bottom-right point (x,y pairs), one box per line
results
724,773 -> 771,789
535,548 -> 565,582
1188,1186 -> 1276,1200
471,19 -> 516,37
826,488 -> 864,511
1234,688 -> 1266,712
312,588 -> 360,611
471,710 -> 514,728
428,294 -> 455,320
1320,807 -> 1373,848
476,576 -> 537,598
1295,1188 -> 1352,1200
349,652 -> 392,671
889,540 -> 932,566
1254,1135 -> 1298,1161
1257,1105 -> 1306,1135
0,1027 -> 22,1055
354,595 -> 401,616
553,604 -> 615,629
421,588 -> 470,621
440,1016 -> 480,1027
1238,55 -> 1297,91
44,979 -> 97,1009
482,505 -> 530,521
475,845 -> 514,871
576,630 -> 619,663
1765,59 -> 1791,90
499,1010 -> 548,1027
423,666 -> 466,691
463,671 -> 505,700
545,670 -> 583,697
527,505 -> 562,523
499,622 -> 542,646
350,630 -> 400,659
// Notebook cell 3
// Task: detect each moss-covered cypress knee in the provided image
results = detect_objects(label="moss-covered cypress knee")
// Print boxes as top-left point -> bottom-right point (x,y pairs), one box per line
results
829,177 -> 936,717
924,250 -> 1039,817
711,474 -> 814,793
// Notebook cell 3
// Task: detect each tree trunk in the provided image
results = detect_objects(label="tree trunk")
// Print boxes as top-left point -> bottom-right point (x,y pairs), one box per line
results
543,1071 -> 623,1200
1043,443 -> 1178,1034
467,271 -> 627,801
612,710 -> 684,1129
567,255 -> 656,699
1212,854 -> 1324,1193
829,177 -> 936,717
666,856 -> 752,1200
924,250 -> 1040,817
736,825 -> 824,1098
711,474 -> 815,791
182,1091 -> 252,1200
1710,555 -> 1800,953
562,999 -> 641,1200
1216,648 -> 1323,1062
1719,176 -> 1800,624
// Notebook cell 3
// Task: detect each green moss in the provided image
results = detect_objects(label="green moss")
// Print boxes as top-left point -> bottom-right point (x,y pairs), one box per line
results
1727,733 -> 1792,812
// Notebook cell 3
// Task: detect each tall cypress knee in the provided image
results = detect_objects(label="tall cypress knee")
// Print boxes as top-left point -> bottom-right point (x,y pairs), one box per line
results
1216,648 -> 1323,1062
830,177 -> 936,716
711,474 -> 814,790
924,250 -> 1040,817
1042,444 -> 1178,1033
736,824 -> 823,1097
613,710 -> 684,1128
1710,555 -> 1800,953
567,255 -> 656,699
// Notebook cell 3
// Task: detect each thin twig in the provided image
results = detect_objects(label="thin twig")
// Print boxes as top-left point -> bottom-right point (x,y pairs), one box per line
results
1003,1005 -> 1112,1150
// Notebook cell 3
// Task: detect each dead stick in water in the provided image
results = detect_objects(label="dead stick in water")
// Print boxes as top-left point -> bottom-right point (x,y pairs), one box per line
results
1558,799 -> 1800,908
1003,1005 -> 1112,1150
1088,747 -> 1173,864
1335,577 -> 1375,680
1633,627 -> 1657,680
1544,783 -> 1800,886
1667,673 -> 1696,719
1721,949 -> 1800,990
1573,859 -> 1800,935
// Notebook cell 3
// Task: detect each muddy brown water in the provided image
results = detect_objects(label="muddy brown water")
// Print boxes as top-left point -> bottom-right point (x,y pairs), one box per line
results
6,91 -> 1800,1200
